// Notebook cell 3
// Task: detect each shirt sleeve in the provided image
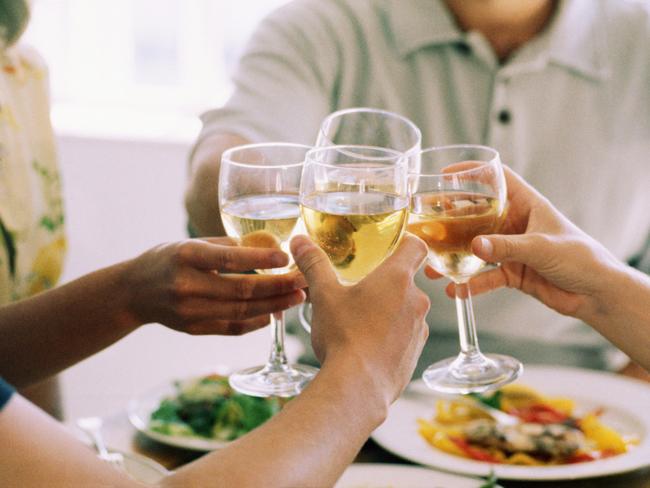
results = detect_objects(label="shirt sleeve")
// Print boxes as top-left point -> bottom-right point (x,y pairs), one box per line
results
0,377 -> 15,411
196,1 -> 340,148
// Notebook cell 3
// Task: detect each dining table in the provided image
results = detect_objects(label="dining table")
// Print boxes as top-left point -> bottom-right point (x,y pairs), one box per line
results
62,323 -> 650,488
78,393 -> 650,488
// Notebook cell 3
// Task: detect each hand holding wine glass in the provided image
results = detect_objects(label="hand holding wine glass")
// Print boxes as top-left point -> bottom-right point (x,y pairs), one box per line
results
290,233 -> 430,403
408,145 -> 522,394
300,145 -> 410,285
298,108 -> 422,330
435,166 -> 629,320
219,143 -> 317,397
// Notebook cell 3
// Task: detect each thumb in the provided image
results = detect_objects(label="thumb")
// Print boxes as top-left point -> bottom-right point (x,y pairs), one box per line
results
473,234 -> 549,269
290,235 -> 338,289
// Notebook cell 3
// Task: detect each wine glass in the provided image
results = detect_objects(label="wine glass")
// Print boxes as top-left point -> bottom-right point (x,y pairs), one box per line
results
317,107 -> 422,170
219,143 -> 318,397
300,145 -> 409,286
299,108 -> 421,330
408,145 -> 523,394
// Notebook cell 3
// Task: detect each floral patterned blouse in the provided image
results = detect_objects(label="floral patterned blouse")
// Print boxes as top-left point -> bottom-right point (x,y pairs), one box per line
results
0,44 -> 65,305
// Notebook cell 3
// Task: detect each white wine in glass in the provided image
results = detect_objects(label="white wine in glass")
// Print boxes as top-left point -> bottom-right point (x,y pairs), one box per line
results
300,145 -> 409,285
219,143 -> 317,398
409,191 -> 503,281
409,145 -> 522,394
301,192 -> 408,284
221,194 -> 300,274
299,107 -> 422,330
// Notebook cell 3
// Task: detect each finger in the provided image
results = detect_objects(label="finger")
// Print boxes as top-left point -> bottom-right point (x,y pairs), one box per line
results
502,165 -> 543,206
472,233 -> 549,269
215,272 -> 307,300
201,236 -> 238,247
178,240 -> 289,272
424,264 -> 444,280
377,233 -> 428,277
176,268 -> 307,299
447,267 -> 509,298
185,315 -> 270,336
290,235 -> 338,289
181,289 -> 306,321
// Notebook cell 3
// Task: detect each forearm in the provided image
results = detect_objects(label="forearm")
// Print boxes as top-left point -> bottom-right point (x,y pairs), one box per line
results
0,261 -> 139,387
583,265 -> 650,371
164,357 -> 389,488
185,133 -> 249,237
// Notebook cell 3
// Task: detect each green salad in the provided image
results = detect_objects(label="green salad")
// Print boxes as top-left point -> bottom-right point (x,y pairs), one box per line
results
149,374 -> 282,441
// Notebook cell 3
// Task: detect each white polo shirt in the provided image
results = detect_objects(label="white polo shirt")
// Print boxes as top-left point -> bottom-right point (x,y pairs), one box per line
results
198,0 -> 650,370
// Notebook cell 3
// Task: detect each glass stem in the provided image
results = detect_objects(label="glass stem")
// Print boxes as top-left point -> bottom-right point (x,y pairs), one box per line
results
267,311 -> 289,372
454,282 -> 482,359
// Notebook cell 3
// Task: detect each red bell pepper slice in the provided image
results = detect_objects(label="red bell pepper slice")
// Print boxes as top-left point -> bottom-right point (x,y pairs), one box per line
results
449,437 -> 501,463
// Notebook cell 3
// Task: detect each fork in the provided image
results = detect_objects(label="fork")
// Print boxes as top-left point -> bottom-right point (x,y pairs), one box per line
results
76,416 -> 126,471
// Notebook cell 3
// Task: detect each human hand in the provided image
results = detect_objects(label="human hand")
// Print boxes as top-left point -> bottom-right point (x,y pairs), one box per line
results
122,237 -> 306,334
291,234 -> 430,403
429,167 -> 624,320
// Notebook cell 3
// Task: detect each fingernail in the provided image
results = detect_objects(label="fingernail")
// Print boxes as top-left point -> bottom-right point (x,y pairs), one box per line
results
290,237 -> 310,258
290,289 -> 306,306
478,237 -> 493,257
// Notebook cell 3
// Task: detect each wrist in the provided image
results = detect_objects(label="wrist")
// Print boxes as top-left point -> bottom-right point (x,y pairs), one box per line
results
582,261 -> 644,325
110,259 -> 143,332
317,352 -> 391,426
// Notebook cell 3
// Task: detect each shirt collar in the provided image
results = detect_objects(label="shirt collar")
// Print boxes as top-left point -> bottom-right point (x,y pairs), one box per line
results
545,0 -> 609,81
389,0 -> 463,58
388,0 -> 609,81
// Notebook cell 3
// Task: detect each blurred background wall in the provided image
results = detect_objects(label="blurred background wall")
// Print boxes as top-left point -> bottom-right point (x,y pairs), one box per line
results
23,0 -> 298,419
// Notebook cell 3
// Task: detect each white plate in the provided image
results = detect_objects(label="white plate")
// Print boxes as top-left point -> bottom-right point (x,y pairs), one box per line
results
128,371 -> 234,451
372,365 -> 650,480
335,463 -> 482,488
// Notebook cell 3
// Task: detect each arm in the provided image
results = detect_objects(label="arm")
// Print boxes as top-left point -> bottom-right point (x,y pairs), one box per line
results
0,235 -> 429,487
185,133 -> 249,236
0,238 -> 306,388
185,4 -> 336,237
431,167 -> 650,371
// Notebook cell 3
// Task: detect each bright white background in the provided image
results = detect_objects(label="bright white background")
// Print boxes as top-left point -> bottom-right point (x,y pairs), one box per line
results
23,0 -> 300,420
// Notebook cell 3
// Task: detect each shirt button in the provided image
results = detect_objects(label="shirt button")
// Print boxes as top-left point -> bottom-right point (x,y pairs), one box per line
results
455,42 -> 471,56
497,109 -> 511,124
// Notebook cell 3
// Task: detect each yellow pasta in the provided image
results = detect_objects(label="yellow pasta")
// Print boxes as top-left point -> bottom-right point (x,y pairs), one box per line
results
417,384 -> 634,466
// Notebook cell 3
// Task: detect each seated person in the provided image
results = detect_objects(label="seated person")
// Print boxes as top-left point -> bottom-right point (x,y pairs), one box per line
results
185,0 -> 650,374
0,235 -> 431,487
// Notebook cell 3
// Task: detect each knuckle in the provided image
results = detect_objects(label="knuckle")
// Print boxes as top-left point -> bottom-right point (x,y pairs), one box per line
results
217,248 -> 236,271
417,292 -> 431,317
174,240 -> 195,264
171,272 -> 193,298
226,321 -> 245,335
421,322 -> 430,341
300,252 -> 325,276
234,278 -> 255,300
232,301 -> 251,320
409,234 -> 428,261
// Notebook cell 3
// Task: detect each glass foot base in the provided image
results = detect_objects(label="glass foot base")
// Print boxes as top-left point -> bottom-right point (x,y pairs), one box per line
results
229,363 -> 318,398
422,354 -> 523,394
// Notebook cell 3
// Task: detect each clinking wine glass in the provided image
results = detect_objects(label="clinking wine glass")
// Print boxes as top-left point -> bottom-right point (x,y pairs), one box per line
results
219,143 -> 318,397
408,145 -> 523,394
300,145 -> 409,286
299,107 -> 422,330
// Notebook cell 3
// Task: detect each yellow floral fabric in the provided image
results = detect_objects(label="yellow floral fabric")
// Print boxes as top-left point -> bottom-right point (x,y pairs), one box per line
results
0,44 -> 65,304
